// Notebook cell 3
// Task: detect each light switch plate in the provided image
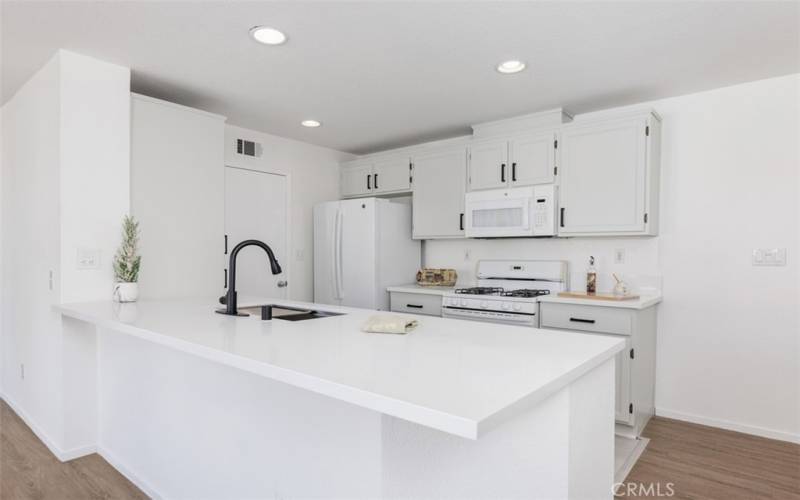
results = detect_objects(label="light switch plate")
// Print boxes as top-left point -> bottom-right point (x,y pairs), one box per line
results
77,248 -> 101,269
752,248 -> 787,266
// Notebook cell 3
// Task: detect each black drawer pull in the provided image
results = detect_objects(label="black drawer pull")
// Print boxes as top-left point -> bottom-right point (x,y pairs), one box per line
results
406,304 -> 424,309
569,317 -> 595,324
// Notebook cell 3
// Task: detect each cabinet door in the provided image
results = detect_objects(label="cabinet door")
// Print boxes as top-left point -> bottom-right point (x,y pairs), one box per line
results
615,337 -> 634,425
411,147 -> 467,239
509,132 -> 556,186
559,117 -> 648,234
373,155 -> 411,194
468,139 -> 508,191
340,162 -> 374,198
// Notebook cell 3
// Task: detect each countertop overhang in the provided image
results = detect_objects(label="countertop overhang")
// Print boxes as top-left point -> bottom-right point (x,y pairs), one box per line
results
57,297 -> 624,439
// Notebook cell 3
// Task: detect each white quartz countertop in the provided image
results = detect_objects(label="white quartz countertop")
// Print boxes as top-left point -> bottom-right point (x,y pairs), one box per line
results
57,297 -> 624,439
538,293 -> 662,310
386,284 -> 455,295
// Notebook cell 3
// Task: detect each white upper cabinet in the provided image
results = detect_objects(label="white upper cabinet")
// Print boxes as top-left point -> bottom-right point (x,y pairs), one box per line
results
558,112 -> 660,236
508,131 -> 557,186
468,138 -> 508,190
341,156 -> 411,198
469,132 -> 557,190
372,155 -> 411,194
411,147 -> 468,239
340,161 -> 374,198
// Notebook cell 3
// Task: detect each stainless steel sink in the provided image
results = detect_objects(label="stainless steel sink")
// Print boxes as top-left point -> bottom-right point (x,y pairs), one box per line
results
238,305 -> 345,321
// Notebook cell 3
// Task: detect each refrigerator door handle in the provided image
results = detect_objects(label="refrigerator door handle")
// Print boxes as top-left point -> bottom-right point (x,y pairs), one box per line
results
330,209 -> 338,299
334,209 -> 345,299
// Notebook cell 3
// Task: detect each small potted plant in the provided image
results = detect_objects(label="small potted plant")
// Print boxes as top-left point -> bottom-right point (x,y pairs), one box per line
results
113,215 -> 141,302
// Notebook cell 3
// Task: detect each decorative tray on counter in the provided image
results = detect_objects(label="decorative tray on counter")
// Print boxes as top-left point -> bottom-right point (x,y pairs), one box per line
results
557,292 -> 640,301
416,268 -> 457,287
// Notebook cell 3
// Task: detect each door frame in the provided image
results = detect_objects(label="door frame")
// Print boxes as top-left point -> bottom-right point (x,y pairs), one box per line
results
224,165 -> 292,299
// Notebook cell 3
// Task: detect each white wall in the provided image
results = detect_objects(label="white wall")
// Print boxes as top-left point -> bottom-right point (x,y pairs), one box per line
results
0,50 -> 130,455
224,125 -> 354,301
425,74 -> 800,442
130,94 -> 226,299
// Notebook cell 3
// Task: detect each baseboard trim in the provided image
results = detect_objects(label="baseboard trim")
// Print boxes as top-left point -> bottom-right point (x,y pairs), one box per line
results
656,407 -> 800,444
97,445 -> 164,500
0,392 -> 96,461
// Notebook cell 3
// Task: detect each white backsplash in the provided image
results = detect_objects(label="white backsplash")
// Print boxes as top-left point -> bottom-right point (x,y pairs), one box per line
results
422,236 -> 662,294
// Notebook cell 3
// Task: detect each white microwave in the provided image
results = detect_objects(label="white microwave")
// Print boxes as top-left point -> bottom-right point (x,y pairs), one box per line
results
464,185 -> 557,238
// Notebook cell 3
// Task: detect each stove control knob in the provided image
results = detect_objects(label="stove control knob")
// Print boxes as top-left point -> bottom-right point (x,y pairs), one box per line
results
480,301 -> 489,309
513,303 -> 522,311
501,303 -> 511,310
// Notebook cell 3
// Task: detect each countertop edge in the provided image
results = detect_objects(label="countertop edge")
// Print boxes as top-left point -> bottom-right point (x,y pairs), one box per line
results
476,338 -> 626,436
57,304 -> 481,439
386,285 -> 455,296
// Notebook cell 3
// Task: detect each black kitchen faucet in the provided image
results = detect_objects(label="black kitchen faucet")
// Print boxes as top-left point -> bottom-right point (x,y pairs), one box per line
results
217,239 -> 282,316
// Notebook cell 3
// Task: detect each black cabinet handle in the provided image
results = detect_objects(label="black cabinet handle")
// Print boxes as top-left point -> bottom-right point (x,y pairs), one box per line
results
569,317 -> 596,324
560,207 -> 565,227
374,173 -> 379,189
511,162 -> 517,182
367,174 -> 371,190
501,163 -> 506,182
459,213 -> 464,231
406,304 -> 423,309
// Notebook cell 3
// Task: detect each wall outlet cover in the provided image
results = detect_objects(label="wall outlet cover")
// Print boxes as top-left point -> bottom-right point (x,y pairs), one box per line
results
614,248 -> 626,264
77,248 -> 101,269
752,248 -> 787,266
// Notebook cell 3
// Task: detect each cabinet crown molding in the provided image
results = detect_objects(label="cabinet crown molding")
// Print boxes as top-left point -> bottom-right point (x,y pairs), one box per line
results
471,108 -> 573,139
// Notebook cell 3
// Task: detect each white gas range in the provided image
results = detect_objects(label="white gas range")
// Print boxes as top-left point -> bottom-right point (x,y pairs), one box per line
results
441,260 -> 569,326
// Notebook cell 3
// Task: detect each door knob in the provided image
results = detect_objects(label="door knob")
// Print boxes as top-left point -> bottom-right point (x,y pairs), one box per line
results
277,280 -> 288,288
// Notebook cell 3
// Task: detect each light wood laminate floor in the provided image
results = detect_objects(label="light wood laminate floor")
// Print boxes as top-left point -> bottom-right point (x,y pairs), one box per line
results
620,417 -> 800,499
0,400 -> 146,499
1,400 -> 798,499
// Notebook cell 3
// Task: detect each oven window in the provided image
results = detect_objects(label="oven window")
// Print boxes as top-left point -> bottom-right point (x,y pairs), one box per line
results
472,207 -> 524,228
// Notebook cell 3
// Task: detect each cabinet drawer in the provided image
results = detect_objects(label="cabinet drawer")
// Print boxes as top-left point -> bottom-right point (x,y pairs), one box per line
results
539,303 -> 632,335
390,292 -> 442,317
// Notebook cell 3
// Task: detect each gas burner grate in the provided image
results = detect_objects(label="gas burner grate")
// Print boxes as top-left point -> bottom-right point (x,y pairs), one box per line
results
500,289 -> 551,298
454,286 -> 505,295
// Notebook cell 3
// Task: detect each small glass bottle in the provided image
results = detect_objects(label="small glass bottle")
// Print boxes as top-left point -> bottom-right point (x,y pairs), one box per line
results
586,256 -> 597,295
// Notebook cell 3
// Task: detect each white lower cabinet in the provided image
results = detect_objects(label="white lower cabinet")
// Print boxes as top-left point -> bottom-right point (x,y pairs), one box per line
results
411,147 -> 468,239
389,291 -> 443,316
539,302 -> 657,436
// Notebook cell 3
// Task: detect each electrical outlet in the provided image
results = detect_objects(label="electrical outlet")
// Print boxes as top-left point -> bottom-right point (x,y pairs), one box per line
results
464,249 -> 471,261
752,248 -> 787,266
77,248 -> 100,269
295,249 -> 304,261
614,248 -> 626,264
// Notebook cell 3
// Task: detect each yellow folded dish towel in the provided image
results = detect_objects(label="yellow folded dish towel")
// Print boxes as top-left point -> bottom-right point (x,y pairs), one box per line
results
362,314 -> 419,334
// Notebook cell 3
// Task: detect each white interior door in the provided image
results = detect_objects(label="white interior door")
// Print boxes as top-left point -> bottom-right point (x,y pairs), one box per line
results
225,167 -> 289,299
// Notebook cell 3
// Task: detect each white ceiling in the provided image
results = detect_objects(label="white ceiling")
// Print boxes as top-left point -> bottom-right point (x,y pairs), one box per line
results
2,1 -> 798,154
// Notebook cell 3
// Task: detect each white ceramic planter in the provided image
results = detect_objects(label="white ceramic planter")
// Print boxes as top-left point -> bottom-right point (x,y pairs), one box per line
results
113,282 -> 139,303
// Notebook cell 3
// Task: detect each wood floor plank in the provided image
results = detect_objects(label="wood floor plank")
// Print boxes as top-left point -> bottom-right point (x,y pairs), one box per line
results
0,400 -> 148,500
3,399 -> 798,499
619,417 -> 800,499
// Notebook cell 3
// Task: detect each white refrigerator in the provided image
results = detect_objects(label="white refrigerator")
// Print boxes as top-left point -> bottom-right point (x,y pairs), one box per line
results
314,198 -> 421,310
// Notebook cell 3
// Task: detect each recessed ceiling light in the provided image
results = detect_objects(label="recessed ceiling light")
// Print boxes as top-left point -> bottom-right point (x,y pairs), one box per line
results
301,119 -> 321,128
250,26 -> 287,45
496,60 -> 526,74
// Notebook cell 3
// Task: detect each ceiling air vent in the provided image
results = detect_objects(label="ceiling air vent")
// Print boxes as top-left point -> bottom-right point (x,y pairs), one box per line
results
236,139 -> 262,158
